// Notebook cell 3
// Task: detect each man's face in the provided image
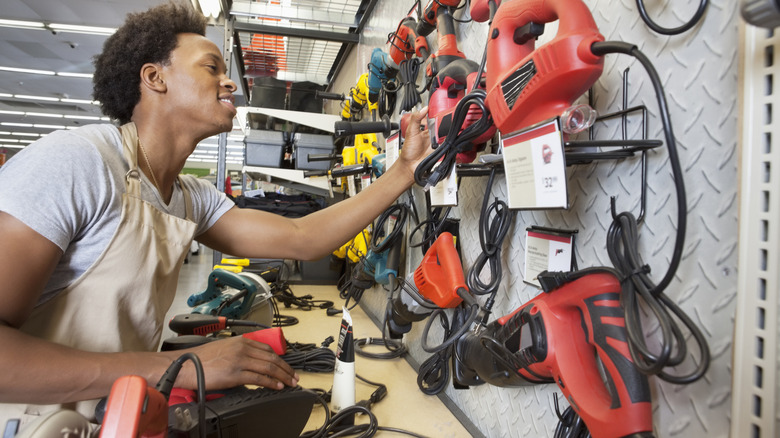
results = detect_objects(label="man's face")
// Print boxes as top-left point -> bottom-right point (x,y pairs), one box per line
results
160,33 -> 237,136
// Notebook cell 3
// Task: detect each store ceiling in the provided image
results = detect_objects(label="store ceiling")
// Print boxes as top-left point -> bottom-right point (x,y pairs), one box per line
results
0,0 -> 376,164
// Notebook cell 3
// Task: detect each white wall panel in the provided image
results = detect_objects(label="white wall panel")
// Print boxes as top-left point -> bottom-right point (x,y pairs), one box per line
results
335,1 -> 740,437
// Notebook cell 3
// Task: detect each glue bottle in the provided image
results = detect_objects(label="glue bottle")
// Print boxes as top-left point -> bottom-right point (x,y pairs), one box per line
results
331,307 -> 356,416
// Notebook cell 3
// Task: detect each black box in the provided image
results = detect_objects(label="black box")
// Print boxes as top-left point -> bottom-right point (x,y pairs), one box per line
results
294,133 -> 334,171
245,130 -> 285,168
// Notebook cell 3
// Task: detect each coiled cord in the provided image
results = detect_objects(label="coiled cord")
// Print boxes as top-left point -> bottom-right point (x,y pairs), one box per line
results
371,203 -> 410,253
591,41 -> 709,383
398,58 -> 427,112
636,0 -> 708,35
466,168 -> 515,298
282,341 -> 337,373
413,89 -> 491,190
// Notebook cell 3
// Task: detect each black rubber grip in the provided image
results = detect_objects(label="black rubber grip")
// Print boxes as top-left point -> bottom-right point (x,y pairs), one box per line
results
307,153 -> 341,162
333,115 -> 399,138
316,90 -> 345,101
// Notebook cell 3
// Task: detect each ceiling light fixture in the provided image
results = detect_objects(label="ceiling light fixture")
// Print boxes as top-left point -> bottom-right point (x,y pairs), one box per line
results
197,0 -> 223,18
0,19 -> 115,36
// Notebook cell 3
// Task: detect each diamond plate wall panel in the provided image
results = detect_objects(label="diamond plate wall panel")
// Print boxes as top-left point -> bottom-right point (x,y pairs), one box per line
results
347,1 -> 739,437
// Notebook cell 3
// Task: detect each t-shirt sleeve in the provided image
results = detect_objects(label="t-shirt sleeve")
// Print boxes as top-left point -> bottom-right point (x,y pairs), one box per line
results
182,175 -> 236,237
0,130 -> 118,251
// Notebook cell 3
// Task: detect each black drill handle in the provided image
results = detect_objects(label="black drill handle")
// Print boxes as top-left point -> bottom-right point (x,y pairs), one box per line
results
334,115 -> 399,138
303,162 -> 371,178
316,90 -> 345,101
307,153 -> 342,162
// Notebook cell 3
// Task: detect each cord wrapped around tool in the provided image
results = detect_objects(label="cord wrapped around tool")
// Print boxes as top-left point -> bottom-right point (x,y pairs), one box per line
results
414,89 -> 492,190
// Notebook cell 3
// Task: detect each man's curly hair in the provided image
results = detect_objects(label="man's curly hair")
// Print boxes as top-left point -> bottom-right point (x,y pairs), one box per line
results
93,2 -> 207,124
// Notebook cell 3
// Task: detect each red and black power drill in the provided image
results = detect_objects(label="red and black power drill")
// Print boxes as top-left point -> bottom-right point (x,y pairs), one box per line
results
388,16 -> 431,65
418,1 -> 466,81
472,0 -> 605,134
427,58 -> 495,164
452,268 -> 654,438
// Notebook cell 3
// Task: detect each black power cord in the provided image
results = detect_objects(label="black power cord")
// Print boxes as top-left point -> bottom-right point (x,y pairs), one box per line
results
635,0 -> 708,35
413,89 -> 492,190
590,41 -> 710,384
466,168 -> 515,324
156,353 -> 207,438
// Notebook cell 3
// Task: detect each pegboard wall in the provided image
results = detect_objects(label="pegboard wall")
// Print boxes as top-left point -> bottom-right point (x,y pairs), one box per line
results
331,1 -> 740,437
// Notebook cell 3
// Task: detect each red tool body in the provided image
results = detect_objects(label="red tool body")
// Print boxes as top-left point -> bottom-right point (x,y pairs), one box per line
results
388,16 -> 430,65
423,7 -> 466,80
476,0 -> 604,134
99,376 -> 168,438
453,271 -> 653,438
428,59 -> 495,163
387,232 -> 470,337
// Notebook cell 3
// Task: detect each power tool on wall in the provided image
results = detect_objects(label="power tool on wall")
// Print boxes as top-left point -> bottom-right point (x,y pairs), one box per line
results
471,0 -> 604,135
417,0 -> 466,81
452,269 -> 654,438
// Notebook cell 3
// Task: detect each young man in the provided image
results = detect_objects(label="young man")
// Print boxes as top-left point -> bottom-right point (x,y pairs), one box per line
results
0,1 -> 431,428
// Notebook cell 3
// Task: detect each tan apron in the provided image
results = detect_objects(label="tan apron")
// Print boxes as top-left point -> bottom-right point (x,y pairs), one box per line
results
1,122 -> 198,428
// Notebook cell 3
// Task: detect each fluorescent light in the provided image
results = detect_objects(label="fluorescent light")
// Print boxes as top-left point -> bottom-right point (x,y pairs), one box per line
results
0,19 -> 114,36
11,132 -> 41,136
33,124 -> 66,129
64,115 -> 101,120
0,93 -> 11,98
15,94 -> 59,102
2,123 -> 33,128
48,23 -> 116,36
57,72 -> 93,78
0,110 -> 24,116
198,0 -> 223,18
0,19 -> 45,29
61,98 -> 99,105
0,66 -> 54,75
0,144 -> 25,149
25,112 -> 63,118
0,138 -> 19,143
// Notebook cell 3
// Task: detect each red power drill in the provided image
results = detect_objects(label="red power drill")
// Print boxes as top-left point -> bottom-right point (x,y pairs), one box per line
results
427,58 -> 496,163
388,16 -> 431,65
420,5 -> 466,80
452,269 -> 654,438
474,0 -> 605,134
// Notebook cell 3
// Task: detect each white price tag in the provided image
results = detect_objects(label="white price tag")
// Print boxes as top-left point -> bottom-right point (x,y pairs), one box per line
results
501,118 -> 567,209
429,161 -> 457,206
347,175 -> 357,197
523,229 -> 575,288
386,132 -> 399,170
360,174 -> 372,190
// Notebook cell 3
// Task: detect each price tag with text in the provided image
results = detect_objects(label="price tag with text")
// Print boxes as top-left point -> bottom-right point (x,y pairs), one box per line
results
523,228 -> 575,288
501,118 -> 567,209
429,160 -> 458,206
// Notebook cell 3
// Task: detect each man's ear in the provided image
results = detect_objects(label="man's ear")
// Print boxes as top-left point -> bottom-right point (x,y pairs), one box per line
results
140,63 -> 167,93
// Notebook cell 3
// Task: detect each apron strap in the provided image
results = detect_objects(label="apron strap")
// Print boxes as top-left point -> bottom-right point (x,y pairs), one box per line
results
119,123 -> 142,198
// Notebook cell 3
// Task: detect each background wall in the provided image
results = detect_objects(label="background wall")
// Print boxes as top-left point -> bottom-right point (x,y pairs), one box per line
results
330,1 -> 739,437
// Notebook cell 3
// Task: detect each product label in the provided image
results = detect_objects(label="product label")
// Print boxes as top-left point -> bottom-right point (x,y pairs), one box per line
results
501,118 -> 567,209
429,159 -> 458,206
524,229 -> 575,287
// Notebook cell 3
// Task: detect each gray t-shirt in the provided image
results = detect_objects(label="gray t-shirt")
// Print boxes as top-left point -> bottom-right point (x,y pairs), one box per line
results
0,124 -> 235,306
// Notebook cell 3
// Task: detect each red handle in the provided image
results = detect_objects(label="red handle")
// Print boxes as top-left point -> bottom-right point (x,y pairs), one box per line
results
243,327 -> 287,355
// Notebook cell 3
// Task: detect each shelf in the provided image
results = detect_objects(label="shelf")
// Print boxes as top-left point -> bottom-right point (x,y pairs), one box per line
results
243,165 -> 333,198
